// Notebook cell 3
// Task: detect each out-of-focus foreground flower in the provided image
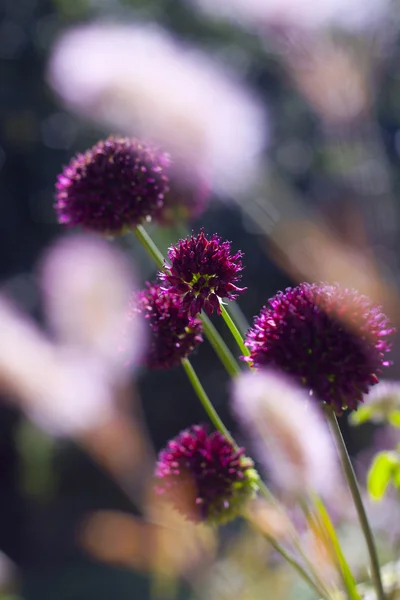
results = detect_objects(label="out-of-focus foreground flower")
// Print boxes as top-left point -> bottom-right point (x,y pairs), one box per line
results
189,0 -> 390,34
55,136 -> 170,234
159,229 -> 246,317
47,23 -> 266,196
131,282 -> 203,370
155,424 -> 259,525
0,234 -> 144,436
232,370 -> 340,499
244,283 -> 393,414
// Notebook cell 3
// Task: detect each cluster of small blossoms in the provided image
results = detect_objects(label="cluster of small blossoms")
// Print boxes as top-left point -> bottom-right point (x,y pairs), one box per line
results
130,283 -> 203,370
155,425 -> 259,525
243,283 -> 394,415
160,229 -> 246,317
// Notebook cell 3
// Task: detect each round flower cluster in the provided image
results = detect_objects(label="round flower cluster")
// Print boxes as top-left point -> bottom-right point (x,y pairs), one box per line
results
55,136 -> 210,235
155,424 -> 259,524
244,283 -> 394,414
133,283 -> 203,370
55,136 -> 171,234
159,229 -> 246,317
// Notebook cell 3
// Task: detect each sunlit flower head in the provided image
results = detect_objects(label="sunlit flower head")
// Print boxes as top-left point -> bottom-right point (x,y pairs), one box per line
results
55,136 -> 170,234
232,370 -> 339,498
132,283 -> 203,370
40,234 -> 145,378
244,283 -> 393,414
48,23 -> 266,196
155,424 -> 259,525
159,229 -> 246,317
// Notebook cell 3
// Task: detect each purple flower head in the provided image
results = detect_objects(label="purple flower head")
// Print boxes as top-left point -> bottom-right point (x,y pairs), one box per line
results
159,229 -> 246,317
155,424 -> 259,525
244,283 -> 394,414
55,136 -> 170,235
132,283 -> 203,370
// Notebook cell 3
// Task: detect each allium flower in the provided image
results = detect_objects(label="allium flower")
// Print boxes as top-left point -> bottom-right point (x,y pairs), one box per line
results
244,283 -> 393,414
155,425 -> 259,524
132,283 -> 203,370
159,230 -> 246,317
55,136 -> 170,234
232,370 -> 339,498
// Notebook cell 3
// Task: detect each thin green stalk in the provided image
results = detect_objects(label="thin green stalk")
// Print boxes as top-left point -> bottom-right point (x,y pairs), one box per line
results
220,303 -> 250,358
133,225 -> 241,378
181,358 -> 234,445
201,313 -> 241,377
135,224 -> 165,269
225,301 -> 250,338
327,409 -> 386,600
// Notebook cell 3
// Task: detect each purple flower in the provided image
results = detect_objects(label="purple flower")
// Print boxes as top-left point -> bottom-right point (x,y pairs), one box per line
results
244,283 -> 394,414
155,424 -> 259,524
159,229 -> 246,317
55,136 -> 170,234
133,283 -> 203,370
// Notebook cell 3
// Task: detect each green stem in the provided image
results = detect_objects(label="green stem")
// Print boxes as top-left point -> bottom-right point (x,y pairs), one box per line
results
225,301 -> 250,338
181,358 -> 234,445
201,313 -> 241,377
246,517 -> 330,600
135,224 -> 165,269
327,409 -> 386,600
220,303 -> 250,358
134,225 -> 241,378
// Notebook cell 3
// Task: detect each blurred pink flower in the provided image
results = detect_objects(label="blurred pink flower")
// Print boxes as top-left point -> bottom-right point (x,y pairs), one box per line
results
190,0 -> 390,34
39,234 -> 145,378
232,369 -> 340,499
0,235 -> 144,437
47,23 -> 267,197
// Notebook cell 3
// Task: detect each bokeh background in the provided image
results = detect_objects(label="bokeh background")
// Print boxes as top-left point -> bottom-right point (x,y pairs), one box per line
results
2,0 -> 400,598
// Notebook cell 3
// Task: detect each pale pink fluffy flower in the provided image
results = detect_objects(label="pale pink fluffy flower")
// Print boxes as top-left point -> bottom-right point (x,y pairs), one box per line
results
47,23 -> 266,197
0,235 -> 144,437
232,369 -> 339,498
190,0 -> 390,34
39,234 -> 145,380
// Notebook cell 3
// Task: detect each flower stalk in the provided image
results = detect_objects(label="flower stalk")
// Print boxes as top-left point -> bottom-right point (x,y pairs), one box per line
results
326,408 -> 386,600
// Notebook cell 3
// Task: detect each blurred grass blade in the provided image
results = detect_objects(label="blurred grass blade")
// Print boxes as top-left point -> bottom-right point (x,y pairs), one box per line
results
313,496 -> 361,600
367,451 -> 400,500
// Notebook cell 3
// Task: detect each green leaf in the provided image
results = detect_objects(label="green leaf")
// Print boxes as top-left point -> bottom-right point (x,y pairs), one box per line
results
367,451 -> 400,500
349,405 -> 375,426
388,411 -> 400,428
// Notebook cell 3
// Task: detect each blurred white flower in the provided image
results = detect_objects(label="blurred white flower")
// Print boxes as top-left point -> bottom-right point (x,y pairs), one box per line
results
39,234 -> 145,379
0,235 -> 143,437
47,23 -> 267,197
232,369 -> 339,498
190,0 -> 390,34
